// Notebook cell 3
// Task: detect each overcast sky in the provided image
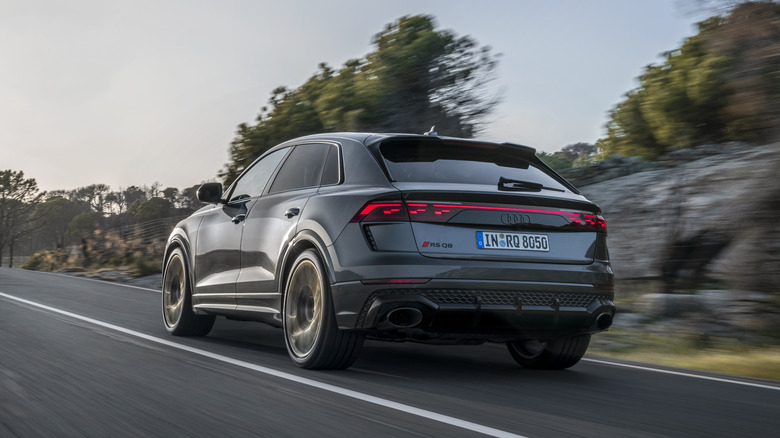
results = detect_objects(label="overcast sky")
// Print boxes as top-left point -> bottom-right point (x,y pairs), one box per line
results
1,0 -> 709,192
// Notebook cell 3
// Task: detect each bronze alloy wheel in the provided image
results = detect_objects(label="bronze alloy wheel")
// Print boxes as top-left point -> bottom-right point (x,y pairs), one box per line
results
282,249 -> 363,369
161,248 -> 215,336
285,259 -> 323,358
163,252 -> 185,328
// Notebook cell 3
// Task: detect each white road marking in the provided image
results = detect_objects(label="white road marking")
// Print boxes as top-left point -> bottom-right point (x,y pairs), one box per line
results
581,358 -> 780,391
0,291 -> 526,438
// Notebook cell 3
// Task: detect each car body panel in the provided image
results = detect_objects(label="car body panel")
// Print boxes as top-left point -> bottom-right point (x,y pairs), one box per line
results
236,188 -> 314,298
192,202 -> 247,307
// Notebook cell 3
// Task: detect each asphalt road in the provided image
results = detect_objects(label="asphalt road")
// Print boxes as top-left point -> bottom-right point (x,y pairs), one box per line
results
1,268 -> 778,438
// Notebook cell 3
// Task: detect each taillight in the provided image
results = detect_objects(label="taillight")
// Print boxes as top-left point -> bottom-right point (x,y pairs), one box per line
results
566,213 -> 607,234
352,200 -> 606,234
406,203 -> 461,222
351,202 -> 409,222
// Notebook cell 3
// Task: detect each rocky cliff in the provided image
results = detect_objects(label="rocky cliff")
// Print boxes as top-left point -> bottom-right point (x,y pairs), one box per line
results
569,142 -> 780,295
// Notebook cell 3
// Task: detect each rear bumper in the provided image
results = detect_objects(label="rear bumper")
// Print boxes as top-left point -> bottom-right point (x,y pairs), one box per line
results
331,279 -> 615,343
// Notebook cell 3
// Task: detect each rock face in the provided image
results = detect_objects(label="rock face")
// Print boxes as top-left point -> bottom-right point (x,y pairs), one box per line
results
572,142 -> 780,294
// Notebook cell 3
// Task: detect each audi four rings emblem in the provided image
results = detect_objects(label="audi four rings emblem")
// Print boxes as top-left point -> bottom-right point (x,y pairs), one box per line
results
501,213 -> 531,225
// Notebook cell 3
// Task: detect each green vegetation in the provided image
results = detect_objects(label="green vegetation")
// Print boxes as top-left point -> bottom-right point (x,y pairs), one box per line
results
597,2 -> 780,159
537,142 -> 596,171
1,178 -> 201,270
131,197 -> 173,222
0,170 -> 46,267
220,15 -> 501,185
133,259 -> 161,276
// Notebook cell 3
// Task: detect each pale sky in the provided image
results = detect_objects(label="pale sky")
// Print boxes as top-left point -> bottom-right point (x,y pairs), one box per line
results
1,0 -> 708,192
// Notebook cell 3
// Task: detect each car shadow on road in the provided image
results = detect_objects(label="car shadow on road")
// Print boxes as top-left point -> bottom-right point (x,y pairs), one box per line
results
197,317 -> 610,388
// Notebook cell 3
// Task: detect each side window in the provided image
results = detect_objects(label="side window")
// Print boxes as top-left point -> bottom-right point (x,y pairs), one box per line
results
320,144 -> 340,186
229,148 -> 289,202
268,143 -> 330,194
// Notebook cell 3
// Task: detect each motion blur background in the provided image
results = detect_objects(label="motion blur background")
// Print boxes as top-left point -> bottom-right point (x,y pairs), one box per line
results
1,0 -> 778,378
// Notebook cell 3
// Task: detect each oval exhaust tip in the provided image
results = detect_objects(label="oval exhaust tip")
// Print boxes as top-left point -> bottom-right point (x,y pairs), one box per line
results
386,307 -> 424,328
596,313 -> 613,331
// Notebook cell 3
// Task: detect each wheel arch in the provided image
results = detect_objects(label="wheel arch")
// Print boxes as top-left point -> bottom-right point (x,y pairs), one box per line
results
278,230 -> 334,297
164,230 -> 195,295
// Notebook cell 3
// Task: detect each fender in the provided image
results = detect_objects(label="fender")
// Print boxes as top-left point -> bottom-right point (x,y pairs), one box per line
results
277,229 -> 336,296
164,225 -> 205,313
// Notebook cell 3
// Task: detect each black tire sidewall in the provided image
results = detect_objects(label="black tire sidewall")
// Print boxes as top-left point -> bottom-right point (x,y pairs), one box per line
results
507,334 -> 591,370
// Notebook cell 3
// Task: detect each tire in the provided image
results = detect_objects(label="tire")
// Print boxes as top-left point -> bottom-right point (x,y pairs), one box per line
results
162,248 -> 215,336
283,249 -> 363,370
507,334 -> 591,370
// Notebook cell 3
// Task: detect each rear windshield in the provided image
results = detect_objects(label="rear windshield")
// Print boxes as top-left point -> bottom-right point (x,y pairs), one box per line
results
379,139 -> 568,191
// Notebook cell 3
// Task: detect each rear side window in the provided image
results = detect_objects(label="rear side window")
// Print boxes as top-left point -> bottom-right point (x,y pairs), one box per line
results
268,143 -> 330,193
379,140 -> 567,191
320,144 -> 340,186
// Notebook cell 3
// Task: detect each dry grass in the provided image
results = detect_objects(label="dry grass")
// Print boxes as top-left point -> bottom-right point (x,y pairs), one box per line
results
593,348 -> 780,381
590,328 -> 780,381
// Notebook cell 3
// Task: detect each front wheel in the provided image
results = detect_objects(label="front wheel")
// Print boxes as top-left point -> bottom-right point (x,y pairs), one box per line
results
507,334 -> 591,370
162,248 -> 215,336
283,249 -> 363,369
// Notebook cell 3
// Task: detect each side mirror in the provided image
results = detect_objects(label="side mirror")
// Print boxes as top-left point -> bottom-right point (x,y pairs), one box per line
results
197,182 -> 224,204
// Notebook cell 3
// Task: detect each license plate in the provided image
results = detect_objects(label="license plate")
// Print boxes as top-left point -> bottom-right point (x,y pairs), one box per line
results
476,231 -> 550,252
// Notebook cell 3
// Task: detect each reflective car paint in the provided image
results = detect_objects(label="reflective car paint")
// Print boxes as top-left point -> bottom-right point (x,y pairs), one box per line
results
164,132 -> 615,367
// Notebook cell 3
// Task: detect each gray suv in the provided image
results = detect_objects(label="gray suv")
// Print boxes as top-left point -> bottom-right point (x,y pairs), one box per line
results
162,132 -> 615,370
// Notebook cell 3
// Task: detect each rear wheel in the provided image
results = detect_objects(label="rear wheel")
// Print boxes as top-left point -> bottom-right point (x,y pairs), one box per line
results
162,248 -> 215,336
507,334 -> 591,369
283,249 -> 363,369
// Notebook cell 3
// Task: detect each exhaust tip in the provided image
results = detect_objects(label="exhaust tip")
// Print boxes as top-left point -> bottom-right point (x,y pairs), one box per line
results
596,313 -> 613,331
386,307 -> 424,328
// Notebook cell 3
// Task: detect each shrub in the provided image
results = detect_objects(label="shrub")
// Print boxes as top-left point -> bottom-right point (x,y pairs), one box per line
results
21,250 -> 66,272
133,259 -> 161,277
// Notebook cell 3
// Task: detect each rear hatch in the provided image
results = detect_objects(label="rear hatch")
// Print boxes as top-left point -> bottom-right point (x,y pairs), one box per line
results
366,137 -> 605,264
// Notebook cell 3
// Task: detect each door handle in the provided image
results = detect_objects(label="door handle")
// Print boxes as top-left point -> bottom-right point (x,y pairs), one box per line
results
232,214 -> 246,224
284,208 -> 300,218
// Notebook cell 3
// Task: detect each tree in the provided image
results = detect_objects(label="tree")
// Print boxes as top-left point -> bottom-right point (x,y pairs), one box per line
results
147,182 -> 162,198
537,143 -> 597,171
68,211 -> 105,266
68,212 -> 104,239
104,190 -> 125,214
707,1 -> 780,141
599,88 -> 666,158
122,186 -> 147,211
162,187 -> 179,207
0,170 -> 45,267
598,2 -> 780,158
537,152 -> 573,171
133,197 -> 172,222
363,15 -> 500,136
560,142 -> 596,162
45,190 -> 71,201
220,15 -> 501,185
179,184 -> 203,212
73,184 -> 111,213
32,198 -> 88,249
